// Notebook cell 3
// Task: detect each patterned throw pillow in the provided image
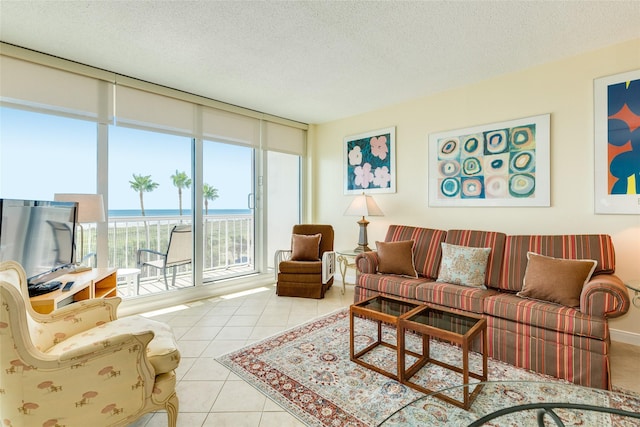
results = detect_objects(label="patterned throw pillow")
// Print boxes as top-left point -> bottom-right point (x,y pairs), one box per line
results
291,233 -> 321,261
436,243 -> 491,288
517,252 -> 597,307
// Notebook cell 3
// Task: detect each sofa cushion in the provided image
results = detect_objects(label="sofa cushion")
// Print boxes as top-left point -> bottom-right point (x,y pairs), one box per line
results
415,282 -> 498,314
484,293 -> 607,340
376,240 -> 418,277
444,229 -> 506,288
499,234 -> 616,292
517,252 -> 597,307
437,243 -> 491,288
357,272 -> 431,300
290,233 -> 321,261
384,225 -> 447,279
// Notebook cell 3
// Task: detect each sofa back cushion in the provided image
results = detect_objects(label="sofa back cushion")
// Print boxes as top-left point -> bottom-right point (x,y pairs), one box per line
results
444,229 -> 506,289
384,225 -> 446,279
499,234 -> 616,292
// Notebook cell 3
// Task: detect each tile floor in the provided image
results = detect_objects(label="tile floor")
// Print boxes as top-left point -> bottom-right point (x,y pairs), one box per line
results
128,283 -> 640,427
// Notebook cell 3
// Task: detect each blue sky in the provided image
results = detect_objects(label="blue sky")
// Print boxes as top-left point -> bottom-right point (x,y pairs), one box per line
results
0,107 -> 252,210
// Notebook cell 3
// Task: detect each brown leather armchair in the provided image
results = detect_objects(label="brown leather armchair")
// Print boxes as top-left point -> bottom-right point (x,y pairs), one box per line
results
275,224 -> 336,299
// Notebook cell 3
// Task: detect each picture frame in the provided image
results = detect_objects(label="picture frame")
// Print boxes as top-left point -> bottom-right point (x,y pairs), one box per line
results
344,127 -> 396,194
594,69 -> 640,215
428,114 -> 551,207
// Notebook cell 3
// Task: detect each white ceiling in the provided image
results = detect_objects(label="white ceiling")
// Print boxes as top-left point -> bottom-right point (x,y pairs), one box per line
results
1,1 -> 639,124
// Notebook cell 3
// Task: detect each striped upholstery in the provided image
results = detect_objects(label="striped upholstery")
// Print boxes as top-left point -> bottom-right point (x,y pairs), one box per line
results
357,273 -> 431,301
499,234 -> 616,292
355,286 -> 390,303
352,227 -> 627,390
484,293 -> 608,340
384,225 -> 447,279
355,251 -> 378,274
444,229 -> 506,288
487,316 -> 610,389
581,274 -> 630,318
416,282 -> 498,314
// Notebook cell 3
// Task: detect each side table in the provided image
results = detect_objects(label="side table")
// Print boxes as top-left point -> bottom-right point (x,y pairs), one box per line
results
117,268 -> 141,297
337,249 -> 359,295
625,279 -> 640,308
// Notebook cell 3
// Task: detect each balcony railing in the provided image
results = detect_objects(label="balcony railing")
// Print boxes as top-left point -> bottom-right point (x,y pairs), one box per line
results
83,214 -> 254,286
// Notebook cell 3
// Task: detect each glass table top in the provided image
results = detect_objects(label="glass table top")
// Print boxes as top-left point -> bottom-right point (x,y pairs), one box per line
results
378,380 -> 640,427
354,295 -> 420,318
404,306 -> 482,336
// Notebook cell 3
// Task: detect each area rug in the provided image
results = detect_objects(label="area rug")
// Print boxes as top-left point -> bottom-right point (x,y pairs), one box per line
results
216,309 -> 640,427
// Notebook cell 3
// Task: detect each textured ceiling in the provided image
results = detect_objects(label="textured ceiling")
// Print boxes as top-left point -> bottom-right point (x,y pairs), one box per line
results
1,1 -> 639,124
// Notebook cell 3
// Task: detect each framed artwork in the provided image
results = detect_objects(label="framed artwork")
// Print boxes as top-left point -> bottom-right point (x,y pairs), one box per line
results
428,114 -> 551,207
594,69 -> 640,215
344,127 -> 396,194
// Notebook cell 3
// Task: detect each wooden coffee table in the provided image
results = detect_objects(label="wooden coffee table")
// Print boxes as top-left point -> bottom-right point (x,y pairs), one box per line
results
349,295 -> 422,380
398,305 -> 487,409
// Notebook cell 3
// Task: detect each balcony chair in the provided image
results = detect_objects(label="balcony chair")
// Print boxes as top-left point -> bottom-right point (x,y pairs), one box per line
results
0,260 -> 180,426
275,224 -> 336,299
137,224 -> 192,292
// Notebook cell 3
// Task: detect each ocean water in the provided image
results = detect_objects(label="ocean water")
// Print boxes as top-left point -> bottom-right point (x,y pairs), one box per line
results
108,208 -> 251,217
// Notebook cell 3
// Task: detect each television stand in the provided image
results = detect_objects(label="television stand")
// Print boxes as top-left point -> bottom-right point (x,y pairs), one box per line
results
29,267 -> 117,314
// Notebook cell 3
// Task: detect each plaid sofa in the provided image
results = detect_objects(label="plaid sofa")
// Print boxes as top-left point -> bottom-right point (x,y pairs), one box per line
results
354,225 -> 630,389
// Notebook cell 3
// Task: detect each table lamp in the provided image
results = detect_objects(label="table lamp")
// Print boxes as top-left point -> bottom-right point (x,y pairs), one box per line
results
344,193 -> 383,252
54,193 -> 106,266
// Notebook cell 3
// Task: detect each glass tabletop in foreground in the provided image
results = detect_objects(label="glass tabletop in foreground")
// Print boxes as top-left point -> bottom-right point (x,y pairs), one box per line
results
378,380 -> 640,427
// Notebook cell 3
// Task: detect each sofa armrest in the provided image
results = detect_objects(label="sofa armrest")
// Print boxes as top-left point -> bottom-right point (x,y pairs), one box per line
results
355,251 -> 379,274
580,274 -> 630,318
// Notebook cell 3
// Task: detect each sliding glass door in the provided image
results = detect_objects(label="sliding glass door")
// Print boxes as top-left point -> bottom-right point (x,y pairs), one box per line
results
201,140 -> 256,282
108,126 -> 194,295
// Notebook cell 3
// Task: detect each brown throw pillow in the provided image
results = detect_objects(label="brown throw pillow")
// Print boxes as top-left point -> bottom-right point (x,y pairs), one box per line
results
517,252 -> 597,307
291,233 -> 322,261
376,240 -> 418,277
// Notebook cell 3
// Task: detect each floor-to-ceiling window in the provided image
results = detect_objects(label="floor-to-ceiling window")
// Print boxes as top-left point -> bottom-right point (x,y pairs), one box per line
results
1,48 -> 306,303
0,107 -> 100,260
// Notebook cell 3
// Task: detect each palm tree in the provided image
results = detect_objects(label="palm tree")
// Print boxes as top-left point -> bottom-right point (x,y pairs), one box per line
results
203,183 -> 219,215
170,170 -> 191,216
129,174 -> 159,216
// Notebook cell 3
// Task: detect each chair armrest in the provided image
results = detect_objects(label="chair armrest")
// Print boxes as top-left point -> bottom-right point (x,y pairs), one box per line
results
580,274 -> 630,318
274,250 -> 292,279
355,251 -> 379,274
137,248 -> 166,266
56,330 -> 154,364
322,251 -> 336,284
31,297 -> 122,350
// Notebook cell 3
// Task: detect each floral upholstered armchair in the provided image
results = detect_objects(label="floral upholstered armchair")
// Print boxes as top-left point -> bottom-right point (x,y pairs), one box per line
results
0,261 -> 180,426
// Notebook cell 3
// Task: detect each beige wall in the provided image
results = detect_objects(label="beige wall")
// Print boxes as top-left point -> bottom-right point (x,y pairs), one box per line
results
309,39 -> 640,341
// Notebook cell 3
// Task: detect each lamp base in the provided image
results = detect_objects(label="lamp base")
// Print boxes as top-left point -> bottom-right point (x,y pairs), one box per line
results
353,216 -> 372,253
353,244 -> 372,253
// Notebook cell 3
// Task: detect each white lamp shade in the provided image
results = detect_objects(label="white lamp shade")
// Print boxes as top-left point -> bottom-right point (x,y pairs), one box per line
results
54,193 -> 106,223
344,193 -> 384,217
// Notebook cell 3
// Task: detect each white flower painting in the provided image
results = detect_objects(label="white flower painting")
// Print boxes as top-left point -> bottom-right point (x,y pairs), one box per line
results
344,127 -> 396,194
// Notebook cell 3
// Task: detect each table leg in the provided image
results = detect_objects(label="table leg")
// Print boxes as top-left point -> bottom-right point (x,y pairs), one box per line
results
337,255 -> 348,295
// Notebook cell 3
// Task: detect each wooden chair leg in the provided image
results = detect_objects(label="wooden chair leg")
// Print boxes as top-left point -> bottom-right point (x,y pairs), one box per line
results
166,393 -> 179,427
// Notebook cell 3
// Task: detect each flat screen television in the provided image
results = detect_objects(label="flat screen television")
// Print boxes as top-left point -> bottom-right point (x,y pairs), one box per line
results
0,198 -> 78,284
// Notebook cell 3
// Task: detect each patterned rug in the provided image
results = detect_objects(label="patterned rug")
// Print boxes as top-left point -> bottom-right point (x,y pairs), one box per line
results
216,309 -> 640,427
